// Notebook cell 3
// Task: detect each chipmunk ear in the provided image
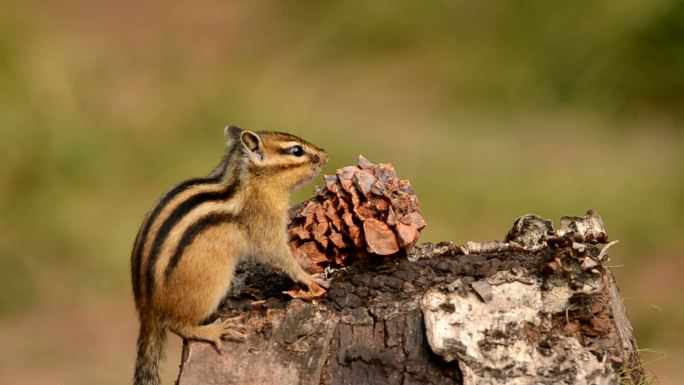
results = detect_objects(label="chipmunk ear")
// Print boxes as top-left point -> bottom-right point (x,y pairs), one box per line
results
240,130 -> 263,155
224,125 -> 243,144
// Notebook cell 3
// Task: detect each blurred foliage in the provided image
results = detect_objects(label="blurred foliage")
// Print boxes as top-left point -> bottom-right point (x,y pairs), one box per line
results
0,0 -> 683,382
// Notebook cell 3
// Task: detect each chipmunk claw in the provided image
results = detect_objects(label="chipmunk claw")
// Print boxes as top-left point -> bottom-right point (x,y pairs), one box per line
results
211,338 -> 223,355
310,272 -> 331,289
283,280 -> 327,300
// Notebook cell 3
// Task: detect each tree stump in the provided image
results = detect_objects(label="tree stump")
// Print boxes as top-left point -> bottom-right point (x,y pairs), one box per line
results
176,212 -> 644,385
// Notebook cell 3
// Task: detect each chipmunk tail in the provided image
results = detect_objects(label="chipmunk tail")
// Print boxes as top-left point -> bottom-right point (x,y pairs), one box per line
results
133,317 -> 166,385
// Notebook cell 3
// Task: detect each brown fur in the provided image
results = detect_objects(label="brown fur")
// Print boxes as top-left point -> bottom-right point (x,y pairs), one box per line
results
131,126 -> 328,385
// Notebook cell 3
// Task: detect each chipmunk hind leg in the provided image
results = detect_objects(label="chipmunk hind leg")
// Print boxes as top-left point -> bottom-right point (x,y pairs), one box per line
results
170,317 -> 246,353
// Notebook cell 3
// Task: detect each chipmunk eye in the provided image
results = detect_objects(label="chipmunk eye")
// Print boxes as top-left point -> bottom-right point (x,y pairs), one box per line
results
289,145 -> 304,157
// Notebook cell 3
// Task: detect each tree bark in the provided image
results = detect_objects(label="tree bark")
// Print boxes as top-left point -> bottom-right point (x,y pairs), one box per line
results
176,212 -> 644,385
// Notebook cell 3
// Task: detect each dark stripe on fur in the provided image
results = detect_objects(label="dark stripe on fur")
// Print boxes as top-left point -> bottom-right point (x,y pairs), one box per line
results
144,181 -> 239,301
164,212 -> 236,278
253,161 -> 309,175
131,177 -> 218,302
130,225 -> 145,303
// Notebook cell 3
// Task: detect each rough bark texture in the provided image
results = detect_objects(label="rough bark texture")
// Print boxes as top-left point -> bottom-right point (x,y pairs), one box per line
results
176,212 -> 643,385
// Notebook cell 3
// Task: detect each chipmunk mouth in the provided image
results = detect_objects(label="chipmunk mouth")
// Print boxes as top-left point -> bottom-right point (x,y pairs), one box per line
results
292,173 -> 315,191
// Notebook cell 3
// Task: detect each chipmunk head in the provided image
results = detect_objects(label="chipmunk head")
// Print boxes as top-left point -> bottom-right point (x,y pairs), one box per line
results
224,125 -> 328,191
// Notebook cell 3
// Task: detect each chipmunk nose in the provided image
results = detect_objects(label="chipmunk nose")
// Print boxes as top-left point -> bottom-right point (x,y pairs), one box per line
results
311,152 -> 328,166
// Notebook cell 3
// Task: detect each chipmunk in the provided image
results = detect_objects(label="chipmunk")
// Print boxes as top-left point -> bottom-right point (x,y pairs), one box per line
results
130,125 -> 329,385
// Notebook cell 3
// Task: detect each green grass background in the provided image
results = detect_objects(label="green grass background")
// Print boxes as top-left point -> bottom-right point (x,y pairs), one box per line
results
0,1 -> 682,383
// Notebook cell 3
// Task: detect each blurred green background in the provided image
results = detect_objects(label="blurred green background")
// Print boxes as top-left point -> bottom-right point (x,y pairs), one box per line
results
1,1 -> 682,384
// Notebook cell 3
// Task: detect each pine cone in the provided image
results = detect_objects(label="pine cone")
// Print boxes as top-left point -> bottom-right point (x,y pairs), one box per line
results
288,155 -> 427,273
